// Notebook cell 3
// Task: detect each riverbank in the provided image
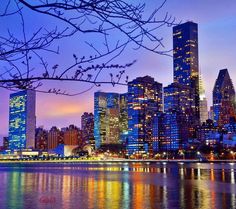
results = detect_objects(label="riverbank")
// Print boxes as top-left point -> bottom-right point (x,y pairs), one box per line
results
0,159 -> 235,164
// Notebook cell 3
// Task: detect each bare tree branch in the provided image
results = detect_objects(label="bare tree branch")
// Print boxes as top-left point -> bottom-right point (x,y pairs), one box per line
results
0,0 -> 177,95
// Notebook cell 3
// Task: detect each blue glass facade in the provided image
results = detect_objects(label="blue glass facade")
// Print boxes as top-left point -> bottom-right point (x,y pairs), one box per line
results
8,90 -> 36,151
213,69 -> 236,126
127,76 -> 162,155
173,21 -> 200,123
159,111 -> 188,151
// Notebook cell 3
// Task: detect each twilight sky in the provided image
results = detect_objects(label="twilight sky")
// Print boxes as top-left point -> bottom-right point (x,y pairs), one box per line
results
0,0 -> 236,142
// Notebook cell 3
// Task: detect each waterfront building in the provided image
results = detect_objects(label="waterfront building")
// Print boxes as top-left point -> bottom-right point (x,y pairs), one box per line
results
213,69 -> 236,126
159,111 -> 189,151
197,119 -> 220,147
8,90 -> 36,150
63,125 -> 82,146
222,117 -> 236,148
94,92 -> 126,149
35,127 -> 48,151
3,137 -> 9,150
119,93 -> 129,144
173,21 -> 200,123
164,82 -> 193,114
127,76 -> 163,155
48,126 -> 63,150
81,112 -> 95,149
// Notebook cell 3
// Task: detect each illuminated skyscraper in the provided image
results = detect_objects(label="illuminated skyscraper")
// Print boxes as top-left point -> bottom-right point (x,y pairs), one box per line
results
173,21 -> 200,123
163,83 -> 191,148
164,82 -> 192,114
8,90 -> 36,150
159,111 -> 189,151
213,69 -> 236,126
127,76 -> 163,155
94,92 -> 121,148
81,112 -> 95,148
119,93 -> 128,144
199,75 -> 208,123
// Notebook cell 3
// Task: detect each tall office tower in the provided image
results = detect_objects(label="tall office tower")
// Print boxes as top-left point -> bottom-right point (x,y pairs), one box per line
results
164,82 -> 192,113
119,93 -> 128,144
199,75 -> 208,124
81,112 -> 95,149
163,83 -> 192,146
48,126 -> 63,150
173,21 -> 200,123
159,111 -> 189,151
63,124 -> 82,146
8,90 -> 36,150
127,76 -> 163,155
94,92 -> 121,148
35,127 -> 48,151
213,69 -> 236,126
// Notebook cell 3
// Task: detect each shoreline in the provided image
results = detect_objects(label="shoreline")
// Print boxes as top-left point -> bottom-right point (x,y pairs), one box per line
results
0,159 -> 235,164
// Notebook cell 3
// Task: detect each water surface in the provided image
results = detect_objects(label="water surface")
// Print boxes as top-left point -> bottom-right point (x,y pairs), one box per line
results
0,162 -> 235,209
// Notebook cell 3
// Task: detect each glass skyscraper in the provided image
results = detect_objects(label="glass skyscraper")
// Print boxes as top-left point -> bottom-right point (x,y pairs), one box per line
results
94,92 -> 127,149
213,69 -> 236,126
8,90 -> 36,151
173,21 -> 200,123
127,76 -> 163,155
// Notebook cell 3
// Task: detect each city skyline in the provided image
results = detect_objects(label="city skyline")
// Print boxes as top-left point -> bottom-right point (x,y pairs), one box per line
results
1,1 -> 236,141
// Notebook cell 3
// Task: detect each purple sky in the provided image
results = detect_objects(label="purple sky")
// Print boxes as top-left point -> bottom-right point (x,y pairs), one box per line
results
1,0 -> 236,143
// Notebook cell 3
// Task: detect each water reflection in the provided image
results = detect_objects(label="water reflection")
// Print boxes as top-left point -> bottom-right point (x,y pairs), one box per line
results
0,163 -> 235,209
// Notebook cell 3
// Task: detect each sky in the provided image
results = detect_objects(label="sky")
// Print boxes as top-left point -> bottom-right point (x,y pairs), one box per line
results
0,0 -> 236,143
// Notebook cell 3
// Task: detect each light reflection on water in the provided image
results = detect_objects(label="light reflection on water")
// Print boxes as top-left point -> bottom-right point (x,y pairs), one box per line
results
0,162 -> 235,209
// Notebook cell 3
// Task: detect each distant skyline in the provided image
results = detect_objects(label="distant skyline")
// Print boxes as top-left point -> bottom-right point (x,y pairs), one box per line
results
1,0 -> 236,142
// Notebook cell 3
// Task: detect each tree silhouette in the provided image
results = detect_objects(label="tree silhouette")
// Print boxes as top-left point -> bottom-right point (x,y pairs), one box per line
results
0,0 -> 177,95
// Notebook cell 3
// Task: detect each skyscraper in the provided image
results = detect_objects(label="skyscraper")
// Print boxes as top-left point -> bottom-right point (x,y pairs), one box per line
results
8,90 -> 36,150
81,112 -> 95,149
199,75 -> 208,123
119,93 -> 129,144
213,69 -> 236,126
164,82 -> 192,114
94,92 -> 121,149
173,21 -> 200,122
159,110 -> 189,151
127,76 -> 163,155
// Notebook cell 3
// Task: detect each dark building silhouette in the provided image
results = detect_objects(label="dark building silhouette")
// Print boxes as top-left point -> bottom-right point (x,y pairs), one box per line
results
127,76 -> 163,155
173,21 -> 200,124
35,127 -> 48,151
213,69 -> 236,126
3,137 -> 9,150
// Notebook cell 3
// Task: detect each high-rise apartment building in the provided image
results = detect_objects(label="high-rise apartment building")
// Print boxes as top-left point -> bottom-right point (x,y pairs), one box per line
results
127,76 -> 163,155
8,90 -> 36,150
213,69 -> 236,126
48,126 -> 63,150
63,125 -> 82,146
